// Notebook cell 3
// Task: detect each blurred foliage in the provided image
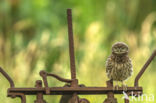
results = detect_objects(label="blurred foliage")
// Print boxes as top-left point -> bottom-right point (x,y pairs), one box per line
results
0,0 -> 156,103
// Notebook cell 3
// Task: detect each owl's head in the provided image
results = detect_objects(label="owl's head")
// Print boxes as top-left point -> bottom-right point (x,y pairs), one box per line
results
112,42 -> 128,55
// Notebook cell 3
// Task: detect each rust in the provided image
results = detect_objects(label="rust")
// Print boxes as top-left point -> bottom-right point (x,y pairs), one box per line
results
0,67 -> 15,88
40,70 -> 72,83
1,9 -> 155,103
40,70 -> 50,94
79,98 -> 90,103
67,8 -> 79,103
134,49 -> 156,87
124,99 -> 129,103
34,80 -> 46,103
7,86 -> 142,95
8,93 -> 26,103
67,9 -> 77,84
104,80 -> 117,103
59,84 -> 90,103
40,70 -> 72,94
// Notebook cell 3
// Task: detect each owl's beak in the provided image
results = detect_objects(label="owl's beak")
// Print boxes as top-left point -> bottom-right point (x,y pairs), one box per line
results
114,49 -> 127,56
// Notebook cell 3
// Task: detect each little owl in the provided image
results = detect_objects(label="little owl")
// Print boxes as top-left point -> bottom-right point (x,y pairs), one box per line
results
106,42 -> 133,90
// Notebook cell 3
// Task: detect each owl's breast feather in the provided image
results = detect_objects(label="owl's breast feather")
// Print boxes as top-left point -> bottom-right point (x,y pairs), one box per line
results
106,56 -> 133,81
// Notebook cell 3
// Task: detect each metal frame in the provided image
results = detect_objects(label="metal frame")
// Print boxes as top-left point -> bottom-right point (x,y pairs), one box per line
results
0,8 -> 156,103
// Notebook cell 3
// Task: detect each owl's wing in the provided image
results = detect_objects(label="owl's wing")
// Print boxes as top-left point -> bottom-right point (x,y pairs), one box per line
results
127,58 -> 133,75
106,57 -> 113,78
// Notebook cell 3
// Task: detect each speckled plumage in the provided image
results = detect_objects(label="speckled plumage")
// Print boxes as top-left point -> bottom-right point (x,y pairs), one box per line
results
106,42 -> 133,82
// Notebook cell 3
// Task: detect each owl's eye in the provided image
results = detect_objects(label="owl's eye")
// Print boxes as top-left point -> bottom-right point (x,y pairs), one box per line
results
113,48 -> 117,52
122,48 -> 127,52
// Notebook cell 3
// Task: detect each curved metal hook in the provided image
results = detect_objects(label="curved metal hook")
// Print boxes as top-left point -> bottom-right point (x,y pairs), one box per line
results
134,49 -> 156,87
0,67 -> 15,88
40,70 -> 72,94
40,70 -> 72,83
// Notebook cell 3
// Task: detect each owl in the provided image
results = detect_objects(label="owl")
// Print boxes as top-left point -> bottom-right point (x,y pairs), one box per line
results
106,42 -> 133,90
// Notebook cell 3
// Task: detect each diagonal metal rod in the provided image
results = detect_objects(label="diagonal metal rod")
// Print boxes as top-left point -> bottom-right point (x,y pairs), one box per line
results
0,67 -> 15,88
134,49 -> 156,87
67,9 -> 77,80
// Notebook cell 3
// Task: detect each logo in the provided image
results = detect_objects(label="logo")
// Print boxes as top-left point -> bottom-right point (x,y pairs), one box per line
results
122,91 -> 129,100
122,91 -> 154,102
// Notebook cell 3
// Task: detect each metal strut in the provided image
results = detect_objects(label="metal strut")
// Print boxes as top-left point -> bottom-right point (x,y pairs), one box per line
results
134,49 -> 156,87
67,9 -> 77,85
0,67 -> 15,88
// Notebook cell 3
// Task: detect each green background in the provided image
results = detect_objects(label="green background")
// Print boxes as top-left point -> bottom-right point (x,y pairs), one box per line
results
0,0 -> 156,102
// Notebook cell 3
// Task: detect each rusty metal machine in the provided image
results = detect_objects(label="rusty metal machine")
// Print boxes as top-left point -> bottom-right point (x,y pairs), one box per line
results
0,9 -> 156,103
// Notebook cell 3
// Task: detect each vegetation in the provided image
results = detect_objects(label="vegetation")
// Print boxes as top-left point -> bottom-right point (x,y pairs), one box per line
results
0,0 -> 156,102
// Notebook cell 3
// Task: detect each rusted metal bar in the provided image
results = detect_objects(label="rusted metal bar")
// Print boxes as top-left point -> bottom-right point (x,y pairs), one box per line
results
34,80 -> 46,103
40,70 -> 72,83
124,99 -> 129,103
104,80 -> 117,103
0,67 -> 15,88
8,87 -> 142,95
3,8 -> 153,103
67,9 -> 77,83
40,70 -> 72,94
134,49 -> 156,87
79,98 -> 90,103
8,93 -> 26,103
67,8 -> 79,103
40,70 -> 50,94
